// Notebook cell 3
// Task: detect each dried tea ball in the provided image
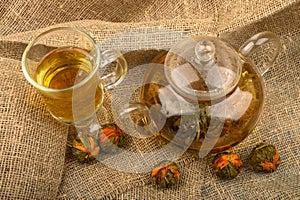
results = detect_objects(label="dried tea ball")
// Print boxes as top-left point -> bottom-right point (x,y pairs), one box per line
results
250,143 -> 281,173
72,135 -> 100,163
151,161 -> 180,188
99,123 -> 124,152
212,152 -> 243,180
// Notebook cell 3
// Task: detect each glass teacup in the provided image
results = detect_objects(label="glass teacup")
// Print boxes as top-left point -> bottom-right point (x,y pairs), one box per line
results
22,27 -> 127,125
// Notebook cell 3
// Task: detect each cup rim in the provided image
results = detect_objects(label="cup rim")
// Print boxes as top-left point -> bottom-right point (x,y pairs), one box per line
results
21,27 -> 101,93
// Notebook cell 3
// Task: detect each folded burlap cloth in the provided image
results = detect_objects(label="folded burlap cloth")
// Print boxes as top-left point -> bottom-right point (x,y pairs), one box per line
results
1,0 -> 299,199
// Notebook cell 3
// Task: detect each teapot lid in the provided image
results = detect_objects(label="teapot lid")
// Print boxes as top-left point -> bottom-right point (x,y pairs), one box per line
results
164,36 -> 242,101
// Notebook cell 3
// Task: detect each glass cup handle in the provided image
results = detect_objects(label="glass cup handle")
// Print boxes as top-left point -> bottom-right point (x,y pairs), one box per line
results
100,50 -> 128,89
239,31 -> 281,76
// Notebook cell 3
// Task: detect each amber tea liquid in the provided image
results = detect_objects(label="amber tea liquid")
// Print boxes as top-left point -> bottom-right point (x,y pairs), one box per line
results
35,47 -> 104,123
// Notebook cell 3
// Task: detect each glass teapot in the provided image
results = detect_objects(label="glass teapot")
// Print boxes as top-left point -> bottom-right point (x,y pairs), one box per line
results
122,31 -> 281,155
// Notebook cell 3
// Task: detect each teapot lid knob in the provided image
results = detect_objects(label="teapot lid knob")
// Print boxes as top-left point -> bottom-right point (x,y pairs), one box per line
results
195,40 -> 215,63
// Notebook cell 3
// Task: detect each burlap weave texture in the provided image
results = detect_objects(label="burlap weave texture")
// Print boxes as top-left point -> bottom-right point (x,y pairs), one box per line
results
0,0 -> 299,199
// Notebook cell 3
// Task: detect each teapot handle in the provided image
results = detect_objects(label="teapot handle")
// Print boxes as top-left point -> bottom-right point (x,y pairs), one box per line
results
239,31 -> 281,76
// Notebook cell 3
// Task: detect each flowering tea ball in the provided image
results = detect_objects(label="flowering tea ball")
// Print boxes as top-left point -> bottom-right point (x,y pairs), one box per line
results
212,152 -> 243,180
250,143 -> 281,173
72,135 -> 100,163
151,161 -> 180,188
99,123 -> 124,152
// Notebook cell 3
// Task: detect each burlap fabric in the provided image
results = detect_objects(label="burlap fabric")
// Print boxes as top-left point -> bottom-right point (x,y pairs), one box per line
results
1,0 -> 299,199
